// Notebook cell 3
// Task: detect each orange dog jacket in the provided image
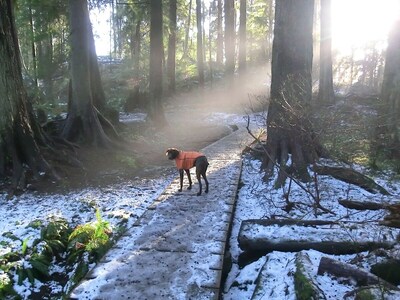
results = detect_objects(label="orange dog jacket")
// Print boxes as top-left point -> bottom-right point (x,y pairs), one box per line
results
175,151 -> 204,170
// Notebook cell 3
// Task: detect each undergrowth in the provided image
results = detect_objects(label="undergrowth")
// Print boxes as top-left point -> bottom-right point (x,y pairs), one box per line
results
313,96 -> 400,175
0,208 -> 113,298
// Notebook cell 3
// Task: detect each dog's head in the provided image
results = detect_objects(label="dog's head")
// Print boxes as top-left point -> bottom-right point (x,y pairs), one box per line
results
166,148 -> 180,160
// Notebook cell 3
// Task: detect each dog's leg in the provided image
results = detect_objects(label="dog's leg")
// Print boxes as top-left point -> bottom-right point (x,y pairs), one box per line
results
202,172 -> 209,193
185,169 -> 192,190
196,169 -> 202,196
179,169 -> 184,192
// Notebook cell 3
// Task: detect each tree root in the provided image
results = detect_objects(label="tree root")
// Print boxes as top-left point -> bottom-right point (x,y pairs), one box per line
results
246,116 -> 334,216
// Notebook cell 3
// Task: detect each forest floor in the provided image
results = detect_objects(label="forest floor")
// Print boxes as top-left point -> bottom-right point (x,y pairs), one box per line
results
31,75 -> 262,194
3,72 -> 400,300
1,77 -> 260,298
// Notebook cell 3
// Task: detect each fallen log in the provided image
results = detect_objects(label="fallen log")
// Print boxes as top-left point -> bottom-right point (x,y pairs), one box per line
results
338,199 -> 387,211
380,219 -> 400,228
381,203 -> 400,228
317,257 -> 399,291
241,219 -> 339,227
294,252 -> 326,300
238,219 -> 395,255
344,285 -> 400,299
371,259 -> 400,286
313,166 -> 390,195
250,252 -> 296,299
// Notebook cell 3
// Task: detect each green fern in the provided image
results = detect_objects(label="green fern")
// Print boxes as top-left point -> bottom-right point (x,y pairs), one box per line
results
68,208 -> 112,261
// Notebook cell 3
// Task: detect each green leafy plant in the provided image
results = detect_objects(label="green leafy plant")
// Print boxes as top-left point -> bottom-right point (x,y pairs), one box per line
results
66,209 -> 113,287
0,270 -> 16,299
38,218 -> 71,259
0,211 -> 114,298
0,218 -> 72,298
68,209 -> 112,262
1,238 -> 51,286
27,219 -> 43,229
115,154 -> 137,168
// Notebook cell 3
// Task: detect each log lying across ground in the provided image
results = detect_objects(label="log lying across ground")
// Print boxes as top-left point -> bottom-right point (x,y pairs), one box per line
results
239,219 -> 396,255
250,252 -> 297,299
313,165 -> 390,195
381,203 -> 400,228
338,199 -> 387,211
344,285 -> 400,299
294,252 -> 326,300
318,257 -> 400,291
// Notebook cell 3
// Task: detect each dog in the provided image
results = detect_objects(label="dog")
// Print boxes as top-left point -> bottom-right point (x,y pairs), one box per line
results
166,148 -> 209,196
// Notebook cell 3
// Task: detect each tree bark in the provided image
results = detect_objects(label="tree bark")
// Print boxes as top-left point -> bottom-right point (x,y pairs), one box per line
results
318,0 -> 335,104
88,17 -> 106,114
264,0 -> 320,182
63,0 -> 115,146
37,28 -> 54,104
167,0 -> 177,94
338,199 -> 387,211
317,257 -> 399,290
0,0 -> 56,189
196,0 -> 205,87
313,165 -> 390,195
28,4 -> 38,89
238,0 -> 246,73
216,0 -> 223,65
238,219 -> 394,255
345,286 -> 400,300
375,19 -> 400,159
148,0 -> 167,127
295,252 -> 327,300
265,0 -> 274,63
224,0 -> 235,75
183,0 -> 192,60
133,18 -> 142,79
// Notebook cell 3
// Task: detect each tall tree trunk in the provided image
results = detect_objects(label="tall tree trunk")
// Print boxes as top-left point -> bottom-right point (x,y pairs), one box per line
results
63,0 -> 115,146
216,0 -> 223,65
37,22 -> 55,105
0,0 -> 55,189
224,0 -> 235,75
196,0 -> 205,87
265,0 -> 322,183
374,19 -> 400,159
41,33 -> 54,104
167,0 -> 177,94
111,0 -> 117,56
183,0 -> 192,60
209,2 -> 214,84
265,0 -> 274,63
149,0 -> 167,127
318,0 -> 335,104
88,15 -> 107,114
28,3 -> 38,89
202,2 -> 207,65
238,0 -> 246,73
133,18 -> 142,79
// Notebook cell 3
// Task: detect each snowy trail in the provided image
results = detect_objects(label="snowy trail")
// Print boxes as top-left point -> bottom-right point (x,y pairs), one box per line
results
70,126 -> 254,299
